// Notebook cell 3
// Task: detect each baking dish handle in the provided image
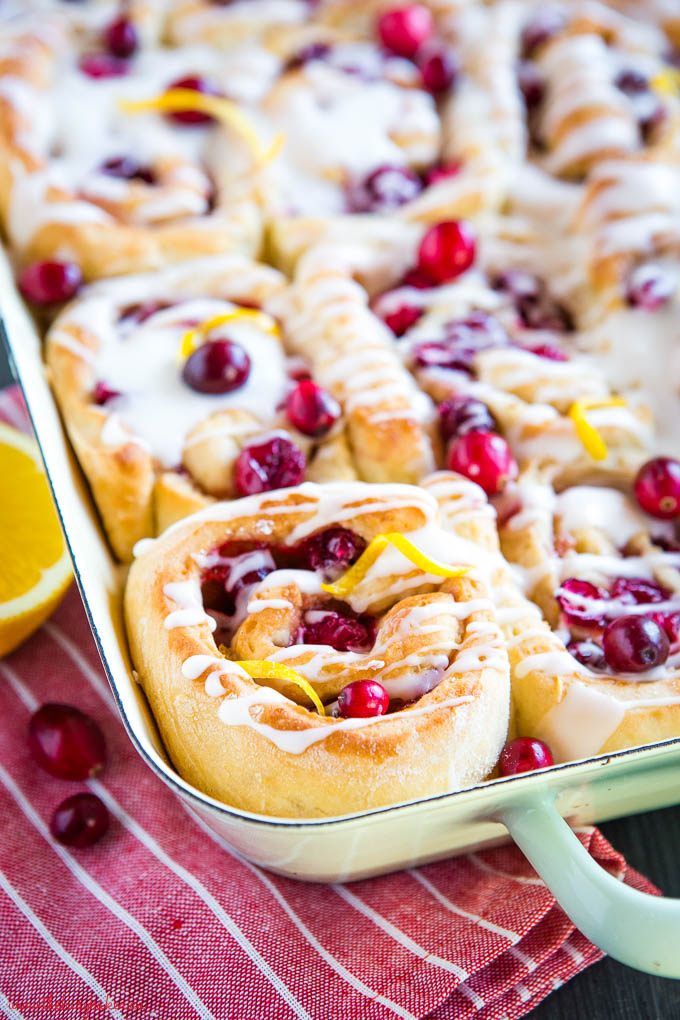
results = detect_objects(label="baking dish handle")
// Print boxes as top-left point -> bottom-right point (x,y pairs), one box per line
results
501,792 -> 680,978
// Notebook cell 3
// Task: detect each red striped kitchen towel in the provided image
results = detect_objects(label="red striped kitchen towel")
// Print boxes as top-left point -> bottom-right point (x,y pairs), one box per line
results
0,385 -> 658,1020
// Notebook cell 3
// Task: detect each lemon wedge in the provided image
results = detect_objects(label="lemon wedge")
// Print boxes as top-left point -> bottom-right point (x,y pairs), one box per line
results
0,424 -> 72,657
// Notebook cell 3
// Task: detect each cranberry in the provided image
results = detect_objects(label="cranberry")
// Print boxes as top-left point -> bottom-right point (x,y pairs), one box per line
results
104,16 -> 138,58
182,340 -> 251,395
417,221 -> 476,284
337,679 -> 389,718
424,161 -> 461,186
99,155 -> 155,184
615,69 -> 649,95
603,614 -> 670,673
347,165 -> 423,213
28,704 -> 106,780
18,261 -> 82,305
166,76 -> 221,124
379,300 -> 422,337
120,300 -> 172,323
50,793 -> 109,848
568,639 -> 606,671
661,611 -> 680,643
438,396 -> 496,442
610,576 -> 669,606
520,8 -> 566,59
499,737 -> 553,776
417,46 -> 458,94
446,430 -> 517,496
625,265 -> 674,311
494,268 -> 540,300
639,101 -> 666,142
79,53 -> 130,78
524,343 -> 568,361
301,609 -> 375,652
557,578 -> 608,627
634,457 -> 680,519
286,380 -> 340,437
298,528 -> 366,577
285,43 -> 331,71
401,268 -> 434,289
518,61 -> 545,110
377,4 -> 433,59
234,436 -> 306,495
93,381 -> 121,405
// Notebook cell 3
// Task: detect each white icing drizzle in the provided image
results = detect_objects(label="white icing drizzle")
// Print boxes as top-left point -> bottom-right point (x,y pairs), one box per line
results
163,581 -> 216,632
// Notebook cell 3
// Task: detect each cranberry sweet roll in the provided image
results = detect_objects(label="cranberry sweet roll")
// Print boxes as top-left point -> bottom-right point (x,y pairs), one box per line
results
124,481 -> 510,817
45,255 -> 354,560
0,21 -> 270,282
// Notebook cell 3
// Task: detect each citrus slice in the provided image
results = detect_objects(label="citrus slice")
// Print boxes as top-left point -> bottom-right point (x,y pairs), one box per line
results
0,423 -> 72,657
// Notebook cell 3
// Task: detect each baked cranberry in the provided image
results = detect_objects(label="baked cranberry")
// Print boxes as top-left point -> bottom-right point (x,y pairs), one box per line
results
494,268 -> 540,300
521,8 -> 565,58
182,340 -> 251,395
615,69 -> 649,95
568,639 -> 606,671
417,45 -> 458,94
417,221 -> 476,284
337,679 -> 389,718
347,165 -> 423,213
166,76 -> 221,124
120,300 -> 172,323
661,611 -> 680,643
285,42 -> 331,71
401,268 -> 434,289
610,576 -> 669,606
499,737 -> 553,775
298,528 -> 366,577
639,101 -> 666,142
518,60 -> 545,109
524,343 -> 568,361
438,396 -> 496,442
93,381 -> 121,405
28,704 -> 106,780
234,436 -> 306,495
18,261 -> 82,305
286,380 -> 340,437
99,155 -> 155,184
603,615 -> 669,673
379,300 -> 422,337
424,161 -> 461,186
377,4 -> 433,58
446,430 -> 517,496
104,16 -> 138,58
625,265 -> 674,311
79,53 -> 130,78
634,457 -> 680,519
301,610 -> 375,652
557,578 -> 608,627
50,793 -> 109,848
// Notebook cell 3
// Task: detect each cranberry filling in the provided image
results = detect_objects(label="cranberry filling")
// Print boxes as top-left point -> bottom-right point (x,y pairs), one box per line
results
79,53 -> 130,78
424,161 -> 461,186
166,76 -> 222,124
296,527 -> 366,579
615,69 -> 649,95
417,45 -> 458,94
93,381 -> 121,405
412,311 -> 508,374
438,396 -> 496,442
625,265 -> 674,311
518,60 -> 545,110
401,267 -> 435,289
610,577 -> 669,606
300,608 -> 375,652
119,300 -> 174,323
520,8 -> 566,59
377,4 -> 433,59
234,436 -> 306,496
557,578 -> 608,627
182,339 -> 251,395
494,270 -> 573,332
347,165 -> 423,213
523,343 -> 568,361
99,155 -> 155,184
568,639 -> 606,671
379,300 -> 423,337
104,16 -> 138,59
285,43 -> 332,71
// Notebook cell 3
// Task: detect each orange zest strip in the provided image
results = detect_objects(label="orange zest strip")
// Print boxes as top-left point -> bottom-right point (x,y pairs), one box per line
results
119,90 -> 284,164
234,660 -> 326,716
568,396 -> 627,461
320,532 -> 469,599
179,309 -> 280,360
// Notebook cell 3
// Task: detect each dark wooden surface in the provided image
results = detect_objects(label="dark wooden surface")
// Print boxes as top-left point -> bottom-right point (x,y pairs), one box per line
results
2,351 -> 679,1018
